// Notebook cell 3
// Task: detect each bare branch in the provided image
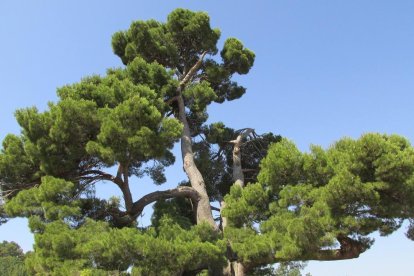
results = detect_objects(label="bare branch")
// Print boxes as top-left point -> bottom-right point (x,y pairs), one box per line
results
180,51 -> 207,87
129,186 -> 200,218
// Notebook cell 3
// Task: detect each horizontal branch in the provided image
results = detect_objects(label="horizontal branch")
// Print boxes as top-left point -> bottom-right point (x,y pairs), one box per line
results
129,186 -> 201,218
245,235 -> 368,271
0,180 -> 40,200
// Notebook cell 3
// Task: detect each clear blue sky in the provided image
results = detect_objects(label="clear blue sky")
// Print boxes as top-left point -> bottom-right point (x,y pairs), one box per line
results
1,1 -> 414,275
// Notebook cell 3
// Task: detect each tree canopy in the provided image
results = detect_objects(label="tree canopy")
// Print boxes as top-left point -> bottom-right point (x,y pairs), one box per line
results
0,8 -> 413,276
0,241 -> 28,276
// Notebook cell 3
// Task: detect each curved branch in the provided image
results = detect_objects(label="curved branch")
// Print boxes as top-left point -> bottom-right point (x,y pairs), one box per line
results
81,167 -> 136,212
129,186 -> 201,218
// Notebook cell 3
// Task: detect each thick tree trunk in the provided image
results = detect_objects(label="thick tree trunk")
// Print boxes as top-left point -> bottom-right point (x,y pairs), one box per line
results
176,95 -> 216,227
173,51 -> 216,228
234,263 -> 245,276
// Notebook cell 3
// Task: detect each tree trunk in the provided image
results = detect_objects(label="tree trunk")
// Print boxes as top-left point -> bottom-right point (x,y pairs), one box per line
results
176,95 -> 216,228
223,129 -> 254,276
234,263 -> 245,276
231,128 -> 253,189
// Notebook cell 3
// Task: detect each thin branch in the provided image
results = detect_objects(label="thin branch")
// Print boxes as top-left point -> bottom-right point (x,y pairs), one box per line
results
81,170 -> 123,187
211,205 -> 221,212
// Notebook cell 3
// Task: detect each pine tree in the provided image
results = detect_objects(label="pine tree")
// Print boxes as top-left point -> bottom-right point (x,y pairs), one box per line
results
1,9 -> 413,275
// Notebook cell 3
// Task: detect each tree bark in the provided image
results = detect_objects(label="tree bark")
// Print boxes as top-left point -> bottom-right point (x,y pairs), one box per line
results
174,51 -> 216,228
223,129 -> 254,276
231,128 -> 254,189
82,169 -> 202,222
130,186 -> 200,217
176,95 -> 216,227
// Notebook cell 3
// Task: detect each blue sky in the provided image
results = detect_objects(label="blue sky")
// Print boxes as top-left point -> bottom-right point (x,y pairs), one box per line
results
1,1 -> 414,275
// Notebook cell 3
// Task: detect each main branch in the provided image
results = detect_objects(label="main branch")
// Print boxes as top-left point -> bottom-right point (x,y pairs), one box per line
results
130,186 -> 200,217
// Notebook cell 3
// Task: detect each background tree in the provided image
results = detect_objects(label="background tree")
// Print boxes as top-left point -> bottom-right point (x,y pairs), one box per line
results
0,241 -> 28,276
0,8 -> 413,276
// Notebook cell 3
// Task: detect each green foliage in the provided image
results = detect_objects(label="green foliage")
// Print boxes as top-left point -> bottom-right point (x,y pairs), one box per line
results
113,9 -> 221,69
151,196 -> 195,230
0,241 -> 28,276
0,134 -> 39,198
250,262 -> 310,276
24,218 -> 226,275
183,81 -> 217,112
224,134 -> 414,264
221,38 -> 255,75
1,7 -> 414,275
112,8 -> 254,112
0,256 -> 27,276
5,176 -> 80,227
0,241 -> 25,258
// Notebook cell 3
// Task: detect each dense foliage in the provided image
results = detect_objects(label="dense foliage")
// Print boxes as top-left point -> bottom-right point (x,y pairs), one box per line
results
0,8 -> 413,275
0,241 -> 28,276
